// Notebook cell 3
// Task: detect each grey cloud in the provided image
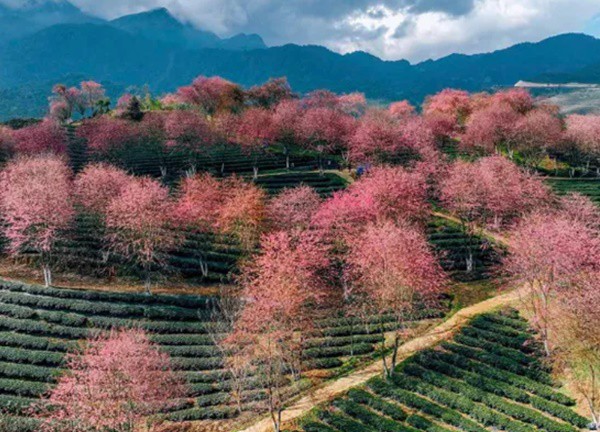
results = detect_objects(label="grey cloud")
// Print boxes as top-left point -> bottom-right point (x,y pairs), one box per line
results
408,0 -> 476,16
392,17 -> 416,38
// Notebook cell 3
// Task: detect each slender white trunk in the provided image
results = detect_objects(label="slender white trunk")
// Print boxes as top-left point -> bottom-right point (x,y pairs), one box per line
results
144,276 -> 152,295
253,166 -> 259,180
160,166 -> 167,178
42,264 -> 52,287
466,252 -> 474,273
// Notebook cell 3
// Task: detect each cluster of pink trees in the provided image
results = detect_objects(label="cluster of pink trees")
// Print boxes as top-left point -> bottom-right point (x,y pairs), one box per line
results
502,192 -> 600,423
224,165 -> 448,431
49,81 -> 108,123
0,156 -> 267,290
0,154 -> 74,286
440,155 -> 551,230
36,328 -> 185,432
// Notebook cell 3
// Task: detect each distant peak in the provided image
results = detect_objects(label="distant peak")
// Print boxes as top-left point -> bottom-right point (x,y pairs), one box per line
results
20,0 -> 77,10
146,7 -> 173,17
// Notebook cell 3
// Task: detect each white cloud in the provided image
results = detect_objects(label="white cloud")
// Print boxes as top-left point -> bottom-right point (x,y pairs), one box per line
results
329,0 -> 600,62
4,0 -> 600,62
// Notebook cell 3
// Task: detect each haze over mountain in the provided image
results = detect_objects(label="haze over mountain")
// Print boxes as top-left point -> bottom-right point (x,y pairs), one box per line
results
1,0 -> 600,120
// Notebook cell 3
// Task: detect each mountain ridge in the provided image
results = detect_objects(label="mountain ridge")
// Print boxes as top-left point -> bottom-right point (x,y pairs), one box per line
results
0,3 -> 599,119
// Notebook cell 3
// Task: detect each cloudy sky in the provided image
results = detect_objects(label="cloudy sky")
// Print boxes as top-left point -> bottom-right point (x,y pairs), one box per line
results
12,0 -> 600,62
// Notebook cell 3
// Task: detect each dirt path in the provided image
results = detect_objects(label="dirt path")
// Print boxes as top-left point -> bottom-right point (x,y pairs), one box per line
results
237,284 -> 526,432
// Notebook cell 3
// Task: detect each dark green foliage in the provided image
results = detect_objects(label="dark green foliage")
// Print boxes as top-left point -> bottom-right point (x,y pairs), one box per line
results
300,310 -> 584,432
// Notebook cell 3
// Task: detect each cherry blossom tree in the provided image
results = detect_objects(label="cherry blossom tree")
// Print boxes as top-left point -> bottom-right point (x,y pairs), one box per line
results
389,100 -> 416,118
558,192 -> 600,230
104,177 -> 181,294
563,114 -> 600,174
267,185 -> 322,232
552,272 -> 600,427
491,88 -> 534,114
337,92 -> 367,117
49,84 -> 83,122
508,108 -> 563,167
235,107 -> 277,179
217,177 -> 267,253
246,77 -> 295,109
346,221 -> 447,378
176,76 -> 244,115
174,173 -> 223,230
504,212 -> 600,355
423,89 -> 472,139
80,81 -> 107,116
440,156 -> 550,230
227,231 -> 331,432
349,109 -> 407,165
11,119 -> 67,156
164,110 -> 215,173
74,163 -> 131,215
37,328 -> 186,432
0,155 -> 74,286
296,107 -> 354,173
77,116 -> 140,156
313,166 -> 429,237
460,101 -> 520,155
272,99 -> 302,170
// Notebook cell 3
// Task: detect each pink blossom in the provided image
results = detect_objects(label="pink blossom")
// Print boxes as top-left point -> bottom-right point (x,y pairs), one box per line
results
74,163 -> 132,214
0,155 -> 74,285
37,328 -> 186,432
389,100 -> 416,118
267,185 -> 322,232
12,119 -> 67,155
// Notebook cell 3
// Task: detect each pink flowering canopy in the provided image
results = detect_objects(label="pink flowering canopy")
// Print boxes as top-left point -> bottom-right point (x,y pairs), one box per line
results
105,177 -> 180,273
234,230 -> 331,334
11,119 -> 67,155
0,154 -> 74,255
313,166 -> 429,236
504,212 -> 600,288
346,220 -> 447,312
74,163 -> 132,214
176,75 -> 244,115
38,328 -> 186,432
440,156 -> 550,229
173,173 -> 224,230
267,185 -> 322,232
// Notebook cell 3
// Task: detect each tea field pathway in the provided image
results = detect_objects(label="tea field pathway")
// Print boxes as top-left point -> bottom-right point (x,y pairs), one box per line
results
238,285 -> 526,432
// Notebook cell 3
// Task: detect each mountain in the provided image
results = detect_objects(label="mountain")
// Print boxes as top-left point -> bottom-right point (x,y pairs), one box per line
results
0,0 -> 99,43
0,4 -> 600,120
110,7 -> 266,51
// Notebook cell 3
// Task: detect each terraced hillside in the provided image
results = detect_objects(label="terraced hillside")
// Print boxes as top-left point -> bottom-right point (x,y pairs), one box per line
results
254,172 -> 348,196
546,178 -> 600,205
427,218 -> 502,282
296,309 -> 588,432
0,279 -> 445,427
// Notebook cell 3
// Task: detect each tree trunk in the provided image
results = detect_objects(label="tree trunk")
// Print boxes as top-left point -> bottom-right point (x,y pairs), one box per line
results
318,154 -> 324,177
144,275 -> 152,295
42,264 -> 52,287
253,166 -> 259,180
585,365 -> 598,428
160,166 -> 167,179
199,258 -> 208,278
285,152 -> 290,171
466,251 -> 474,273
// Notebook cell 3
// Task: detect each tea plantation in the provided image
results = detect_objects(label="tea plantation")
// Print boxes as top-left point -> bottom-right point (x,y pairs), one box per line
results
0,279 -> 446,427
297,309 -> 588,432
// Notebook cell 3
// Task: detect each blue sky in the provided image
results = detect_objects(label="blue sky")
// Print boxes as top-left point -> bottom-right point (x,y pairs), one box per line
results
5,0 -> 600,62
